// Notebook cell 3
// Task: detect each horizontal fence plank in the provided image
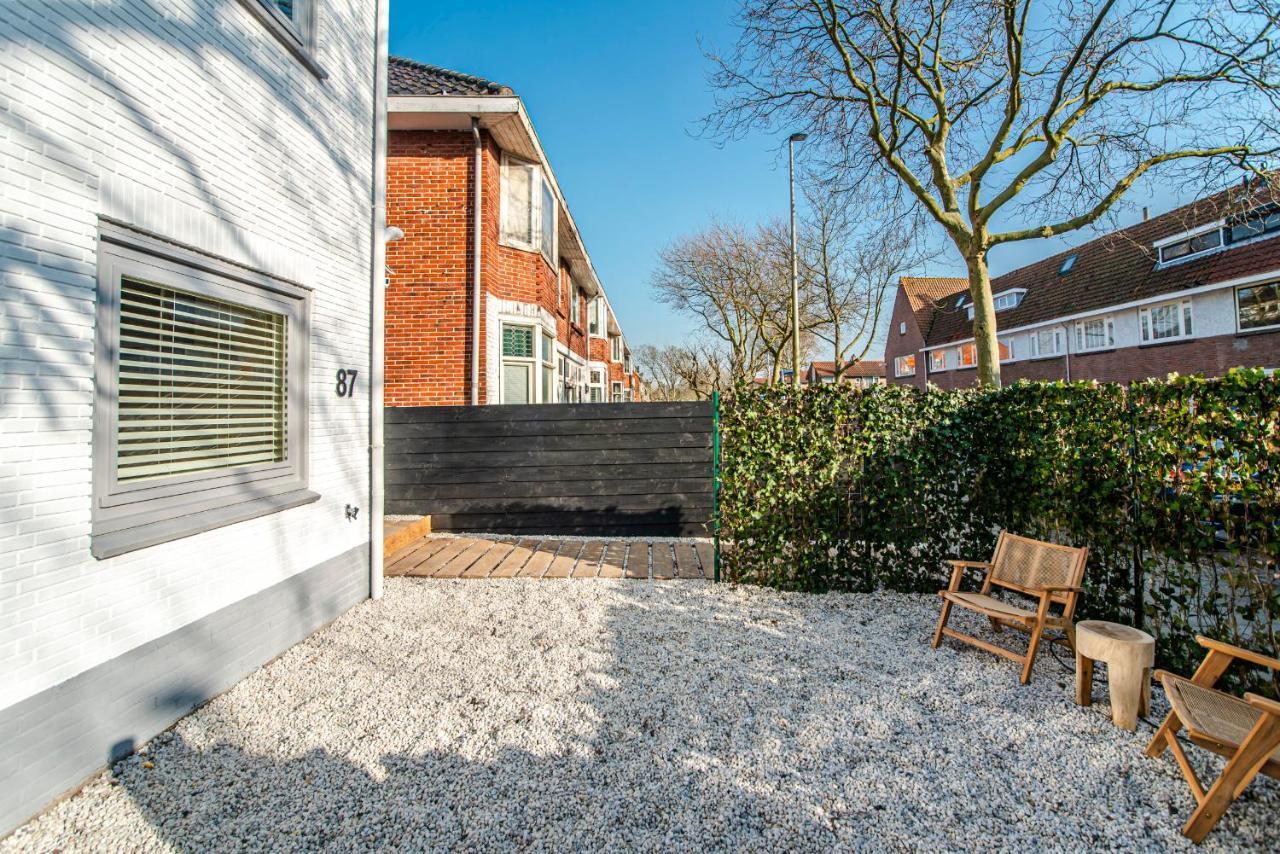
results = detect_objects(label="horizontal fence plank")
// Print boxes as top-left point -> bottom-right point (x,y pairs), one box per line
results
386,432 -> 710,454
385,462 -> 713,486
386,416 -> 711,441
385,401 -> 711,424
389,477 -> 712,501
384,404 -> 714,536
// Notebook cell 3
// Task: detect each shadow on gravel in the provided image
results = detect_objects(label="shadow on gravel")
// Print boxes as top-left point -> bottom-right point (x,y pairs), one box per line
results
94,581 -> 1276,852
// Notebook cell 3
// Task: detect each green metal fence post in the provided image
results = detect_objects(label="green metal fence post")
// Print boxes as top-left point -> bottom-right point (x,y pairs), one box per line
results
712,390 -> 721,583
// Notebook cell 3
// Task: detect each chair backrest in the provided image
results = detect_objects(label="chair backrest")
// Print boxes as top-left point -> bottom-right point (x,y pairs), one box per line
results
988,531 -> 1088,604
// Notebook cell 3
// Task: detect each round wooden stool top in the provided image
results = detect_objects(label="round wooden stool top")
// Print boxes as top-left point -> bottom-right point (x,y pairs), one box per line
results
1076,620 -> 1155,665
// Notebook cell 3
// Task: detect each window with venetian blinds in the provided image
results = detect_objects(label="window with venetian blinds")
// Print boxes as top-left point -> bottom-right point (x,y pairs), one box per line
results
116,279 -> 288,482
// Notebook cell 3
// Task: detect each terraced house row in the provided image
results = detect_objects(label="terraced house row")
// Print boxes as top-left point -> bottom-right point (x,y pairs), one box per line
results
385,57 -> 641,408
886,181 -> 1280,387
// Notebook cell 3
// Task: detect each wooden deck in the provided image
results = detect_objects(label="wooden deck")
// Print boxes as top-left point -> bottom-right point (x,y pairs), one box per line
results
385,535 -> 716,581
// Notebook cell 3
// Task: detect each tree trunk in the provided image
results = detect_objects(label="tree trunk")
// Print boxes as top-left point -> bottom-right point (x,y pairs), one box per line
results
965,251 -> 1002,388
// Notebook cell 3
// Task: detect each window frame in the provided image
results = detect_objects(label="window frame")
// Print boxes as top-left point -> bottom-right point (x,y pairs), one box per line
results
894,354 -> 917,377
499,152 -> 558,268
1074,315 -> 1116,352
500,322 -> 538,404
1236,280 -> 1280,333
92,221 -> 314,559
928,350 -> 948,372
611,381 -> 623,402
991,288 -> 1026,312
569,283 -> 581,326
1139,300 -> 1193,344
1029,328 -> 1063,358
240,0 -> 326,79
957,343 -> 977,368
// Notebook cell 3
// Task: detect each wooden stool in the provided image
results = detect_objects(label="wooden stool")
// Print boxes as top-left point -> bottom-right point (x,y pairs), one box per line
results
1075,620 -> 1155,731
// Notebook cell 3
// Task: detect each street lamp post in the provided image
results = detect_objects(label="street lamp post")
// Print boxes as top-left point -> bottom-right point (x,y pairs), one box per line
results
788,132 -> 807,389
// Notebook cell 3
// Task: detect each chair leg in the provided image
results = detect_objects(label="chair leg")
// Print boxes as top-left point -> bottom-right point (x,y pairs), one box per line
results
988,616 -> 1003,634
932,599 -> 953,649
1065,623 -> 1077,653
1146,710 -> 1182,758
1021,620 -> 1046,685
1182,714 -> 1280,843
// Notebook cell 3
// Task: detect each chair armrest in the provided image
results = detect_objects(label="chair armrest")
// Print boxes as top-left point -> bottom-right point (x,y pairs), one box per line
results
1040,585 -> 1084,594
1245,693 -> 1280,719
1197,636 -> 1280,671
944,560 -> 991,592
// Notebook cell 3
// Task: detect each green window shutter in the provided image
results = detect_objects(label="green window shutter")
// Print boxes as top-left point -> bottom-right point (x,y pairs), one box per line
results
116,278 -> 287,483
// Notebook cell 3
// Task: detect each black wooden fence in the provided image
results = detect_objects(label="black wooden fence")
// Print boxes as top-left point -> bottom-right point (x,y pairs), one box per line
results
385,402 -> 714,536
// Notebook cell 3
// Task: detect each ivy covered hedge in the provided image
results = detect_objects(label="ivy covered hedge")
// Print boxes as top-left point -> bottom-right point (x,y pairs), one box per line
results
717,371 -> 1279,697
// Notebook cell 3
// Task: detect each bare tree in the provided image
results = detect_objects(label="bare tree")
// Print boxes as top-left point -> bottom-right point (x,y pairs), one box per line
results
708,0 -> 1280,386
634,341 -> 730,400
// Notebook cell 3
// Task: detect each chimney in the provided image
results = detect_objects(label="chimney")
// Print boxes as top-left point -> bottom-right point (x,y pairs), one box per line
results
1142,207 -> 1149,222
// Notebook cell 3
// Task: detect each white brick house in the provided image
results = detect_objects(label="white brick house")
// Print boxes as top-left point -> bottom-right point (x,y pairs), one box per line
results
0,0 -> 388,831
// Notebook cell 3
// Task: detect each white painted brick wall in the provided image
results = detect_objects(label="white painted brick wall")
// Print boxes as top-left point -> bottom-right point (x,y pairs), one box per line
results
0,0 -> 377,709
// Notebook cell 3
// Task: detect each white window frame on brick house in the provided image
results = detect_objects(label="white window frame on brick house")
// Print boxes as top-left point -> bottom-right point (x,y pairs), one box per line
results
1139,300 -> 1192,344
611,381 -> 623,402
623,350 -> 632,374
589,366 -> 605,402
1236,280 -> 1280,333
91,221 -> 314,560
1074,315 -> 1116,351
500,323 -> 537,404
957,343 -> 977,368
588,298 -> 602,336
500,152 -> 557,266
540,330 -> 556,404
1029,327 -> 1064,358
610,335 -> 622,361
569,281 -> 581,326
998,336 -> 1016,362
929,350 -> 947,371
894,354 -> 916,377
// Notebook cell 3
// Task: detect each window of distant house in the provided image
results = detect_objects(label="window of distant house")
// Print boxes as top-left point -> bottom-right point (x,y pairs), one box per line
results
1140,300 -> 1193,343
611,336 -> 623,362
588,299 -> 602,336
1158,227 -> 1223,264
1075,316 -> 1115,351
500,153 -> 557,265
540,331 -> 556,403
899,321 -> 907,335
569,283 -> 581,326
91,222 -> 312,559
501,324 -> 536,404
624,350 -> 632,374
1237,281 -> 1280,332
894,354 -> 916,377
1227,204 -> 1280,245
929,350 -> 947,371
998,337 -> 1016,362
992,289 -> 1026,312
558,267 -> 567,310
958,343 -> 977,368
1029,328 -> 1063,358
612,381 -> 623,402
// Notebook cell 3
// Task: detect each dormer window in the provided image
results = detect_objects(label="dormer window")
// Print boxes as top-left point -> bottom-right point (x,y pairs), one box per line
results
1227,204 -> 1280,244
992,289 -> 1026,312
1159,227 -> 1222,264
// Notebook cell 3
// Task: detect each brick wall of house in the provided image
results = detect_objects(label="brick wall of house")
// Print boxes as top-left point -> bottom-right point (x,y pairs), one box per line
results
885,287 -> 928,389
925,330 -> 1280,389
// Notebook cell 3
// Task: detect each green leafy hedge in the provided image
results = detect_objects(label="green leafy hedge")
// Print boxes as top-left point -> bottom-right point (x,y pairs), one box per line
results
717,371 -> 1279,697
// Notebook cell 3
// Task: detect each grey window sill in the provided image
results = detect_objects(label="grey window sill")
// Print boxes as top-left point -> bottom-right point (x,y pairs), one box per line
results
91,489 -> 320,559
237,0 -> 328,80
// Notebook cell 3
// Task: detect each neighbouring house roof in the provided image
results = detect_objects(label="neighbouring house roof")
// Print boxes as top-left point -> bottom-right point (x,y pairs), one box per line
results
921,180 -> 1280,347
388,56 -> 512,97
809,360 -> 885,379
899,277 -> 969,340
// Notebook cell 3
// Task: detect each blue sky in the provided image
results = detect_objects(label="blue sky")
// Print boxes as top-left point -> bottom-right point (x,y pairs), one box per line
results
390,0 -> 1185,355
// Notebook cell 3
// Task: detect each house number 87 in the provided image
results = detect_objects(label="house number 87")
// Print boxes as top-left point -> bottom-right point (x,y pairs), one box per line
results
336,369 -> 358,398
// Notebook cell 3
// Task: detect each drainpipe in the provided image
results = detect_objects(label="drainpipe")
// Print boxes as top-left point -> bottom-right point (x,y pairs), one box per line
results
471,117 -> 483,405
368,0 -> 389,601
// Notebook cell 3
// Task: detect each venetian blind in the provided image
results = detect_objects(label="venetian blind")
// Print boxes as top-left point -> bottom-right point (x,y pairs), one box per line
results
116,278 -> 288,483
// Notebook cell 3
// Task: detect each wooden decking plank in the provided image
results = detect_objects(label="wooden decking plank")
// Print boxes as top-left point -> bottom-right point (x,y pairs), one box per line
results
544,541 -> 581,578
597,542 -> 625,578
572,541 -> 605,578
623,542 -> 649,580
650,542 -> 675,579
461,540 -> 515,578
433,538 -> 493,578
522,540 -> 559,578
490,539 -> 539,578
695,541 -> 716,579
386,537 -> 451,576
408,537 -> 477,577
674,542 -> 702,579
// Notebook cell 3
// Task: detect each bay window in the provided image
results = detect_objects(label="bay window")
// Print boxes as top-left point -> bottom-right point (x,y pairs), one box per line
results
1139,301 -> 1192,343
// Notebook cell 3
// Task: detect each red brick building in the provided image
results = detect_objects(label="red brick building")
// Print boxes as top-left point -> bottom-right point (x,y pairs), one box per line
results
885,183 -> 1280,388
385,58 -> 640,406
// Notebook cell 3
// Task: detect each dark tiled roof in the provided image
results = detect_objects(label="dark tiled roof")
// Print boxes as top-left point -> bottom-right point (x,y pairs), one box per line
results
810,360 -> 885,378
924,182 -> 1280,346
389,56 -> 512,97
899,276 -> 968,338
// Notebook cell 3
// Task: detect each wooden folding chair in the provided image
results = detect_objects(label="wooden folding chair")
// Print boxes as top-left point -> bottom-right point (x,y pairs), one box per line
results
1145,636 -> 1280,843
931,530 -> 1088,684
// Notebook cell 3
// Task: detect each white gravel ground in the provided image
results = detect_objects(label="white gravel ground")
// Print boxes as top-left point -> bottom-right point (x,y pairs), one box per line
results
5,579 -> 1276,852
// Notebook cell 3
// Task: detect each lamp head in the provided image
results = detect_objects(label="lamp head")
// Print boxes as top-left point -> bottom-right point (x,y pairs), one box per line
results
789,132 -> 808,143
